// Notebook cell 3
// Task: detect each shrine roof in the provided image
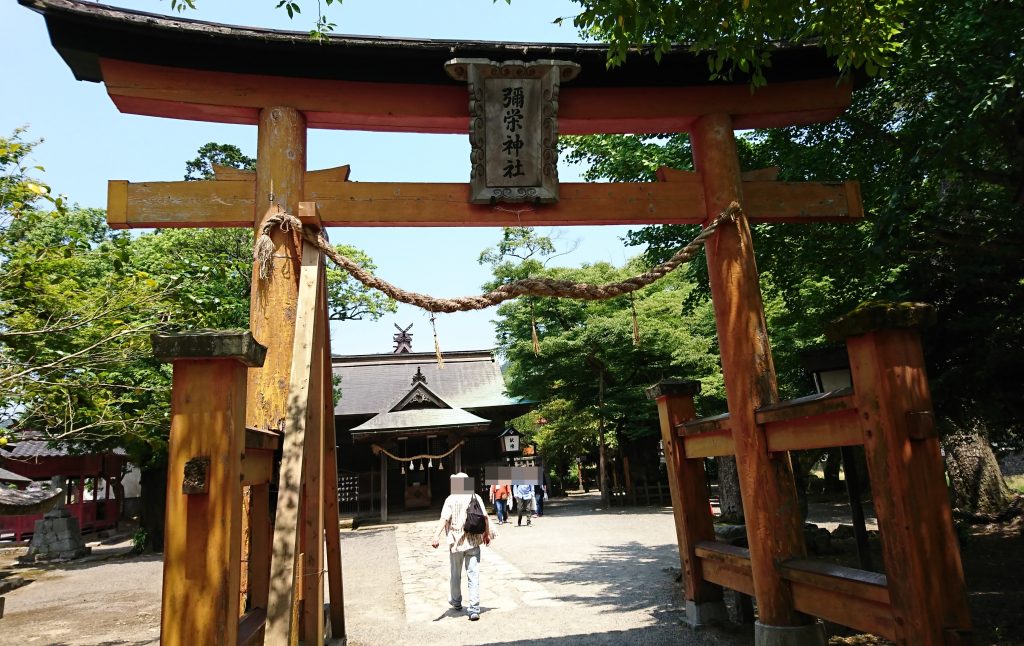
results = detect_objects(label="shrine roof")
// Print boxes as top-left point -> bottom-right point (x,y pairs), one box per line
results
0,467 -> 32,484
22,0 -> 841,88
350,408 -> 490,439
333,350 -> 530,419
0,487 -> 63,516
0,431 -> 128,460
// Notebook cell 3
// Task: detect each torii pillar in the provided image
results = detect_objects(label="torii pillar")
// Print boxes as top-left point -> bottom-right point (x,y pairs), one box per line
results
692,113 -> 823,644
244,107 -> 306,621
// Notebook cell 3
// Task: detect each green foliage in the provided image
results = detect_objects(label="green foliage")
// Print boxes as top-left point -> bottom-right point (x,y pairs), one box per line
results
0,135 -> 393,465
168,0 -> 341,40
184,142 -> 255,181
488,228 -> 730,474
561,0 -> 1024,450
131,527 -> 149,554
566,0 -> 909,84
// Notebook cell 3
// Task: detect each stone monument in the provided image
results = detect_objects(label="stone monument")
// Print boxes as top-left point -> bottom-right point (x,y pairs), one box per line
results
20,476 -> 91,562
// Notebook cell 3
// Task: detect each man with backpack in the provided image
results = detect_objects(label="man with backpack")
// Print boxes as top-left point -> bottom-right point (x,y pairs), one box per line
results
431,472 -> 493,621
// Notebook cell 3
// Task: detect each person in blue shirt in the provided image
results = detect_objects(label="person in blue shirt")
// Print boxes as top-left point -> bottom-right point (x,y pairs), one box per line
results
514,483 -> 534,526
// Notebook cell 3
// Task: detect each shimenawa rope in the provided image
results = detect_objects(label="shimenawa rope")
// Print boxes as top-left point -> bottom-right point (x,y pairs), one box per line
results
373,440 -> 465,462
254,202 -> 740,313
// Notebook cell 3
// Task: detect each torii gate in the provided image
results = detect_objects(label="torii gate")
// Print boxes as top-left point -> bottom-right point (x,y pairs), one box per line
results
24,1 -> 971,645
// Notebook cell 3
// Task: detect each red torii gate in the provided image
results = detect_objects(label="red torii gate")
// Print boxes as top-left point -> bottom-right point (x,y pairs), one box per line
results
23,0 -> 970,644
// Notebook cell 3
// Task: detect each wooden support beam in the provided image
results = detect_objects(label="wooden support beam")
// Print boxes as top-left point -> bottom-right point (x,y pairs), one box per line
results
680,412 -> 730,436
106,175 -> 862,230
682,430 -> 736,458
763,407 -> 862,453
689,113 -> 810,629
320,289 -> 347,641
842,310 -> 972,643
265,239 -> 323,645
241,450 -> 275,486
248,482 -> 272,623
238,609 -> 268,646
245,427 -> 282,452
779,560 -> 896,641
101,59 -> 853,134
300,266 -> 327,645
321,343 -> 346,642
695,542 -> 756,597
646,380 -> 722,605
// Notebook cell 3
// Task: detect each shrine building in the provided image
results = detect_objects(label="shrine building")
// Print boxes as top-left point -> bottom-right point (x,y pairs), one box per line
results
332,326 -> 532,522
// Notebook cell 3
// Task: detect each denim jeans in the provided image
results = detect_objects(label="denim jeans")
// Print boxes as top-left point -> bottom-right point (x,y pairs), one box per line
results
494,498 -> 508,523
449,546 -> 481,614
534,492 -> 544,516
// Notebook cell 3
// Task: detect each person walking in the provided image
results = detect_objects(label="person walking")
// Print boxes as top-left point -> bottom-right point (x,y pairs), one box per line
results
431,472 -> 494,621
514,483 -> 534,526
489,482 -> 510,525
534,474 -> 547,518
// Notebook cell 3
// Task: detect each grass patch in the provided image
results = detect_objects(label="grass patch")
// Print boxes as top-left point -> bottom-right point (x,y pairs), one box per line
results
1006,474 -> 1024,495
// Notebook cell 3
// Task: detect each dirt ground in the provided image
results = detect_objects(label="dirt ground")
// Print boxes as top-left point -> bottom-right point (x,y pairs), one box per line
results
0,493 -> 1021,645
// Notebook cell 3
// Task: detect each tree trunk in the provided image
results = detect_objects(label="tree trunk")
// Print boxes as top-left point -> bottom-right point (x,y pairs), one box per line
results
942,421 -> 1011,514
823,448 -> 843,493
140,463 -> 168,552
716,456 -> 744,523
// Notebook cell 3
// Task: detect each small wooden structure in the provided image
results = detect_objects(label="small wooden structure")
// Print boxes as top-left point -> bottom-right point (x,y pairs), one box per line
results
0,436 -> 127,542
23,0 -> 971,643
647,303 -> 971,643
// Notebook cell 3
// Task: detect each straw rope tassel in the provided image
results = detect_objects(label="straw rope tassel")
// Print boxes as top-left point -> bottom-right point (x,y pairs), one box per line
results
430,313 -> 445,369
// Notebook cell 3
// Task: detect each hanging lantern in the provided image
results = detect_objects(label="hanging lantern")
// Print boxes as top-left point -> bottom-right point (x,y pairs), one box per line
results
438,458 -> 445,471
418,460 -> 423,471
401,464 -> 405,475
428,458 -> 433,469
409,459 -> 414,471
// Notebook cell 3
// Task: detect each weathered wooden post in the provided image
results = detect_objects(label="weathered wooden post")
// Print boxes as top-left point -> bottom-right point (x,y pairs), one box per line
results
645,379 -> 727,626
153,331 -> 267,646
832,303 -> 972,644
690,113 -> 822,644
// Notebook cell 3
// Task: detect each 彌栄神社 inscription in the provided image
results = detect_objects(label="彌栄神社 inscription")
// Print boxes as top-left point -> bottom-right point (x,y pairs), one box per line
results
445,59 -> 580,204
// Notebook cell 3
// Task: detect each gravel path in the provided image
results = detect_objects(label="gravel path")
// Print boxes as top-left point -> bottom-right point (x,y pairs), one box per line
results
0,493 -> 790,645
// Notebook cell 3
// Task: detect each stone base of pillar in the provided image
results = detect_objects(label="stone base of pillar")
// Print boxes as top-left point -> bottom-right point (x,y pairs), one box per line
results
755,620 -> 827,646
684,599 -> 729,629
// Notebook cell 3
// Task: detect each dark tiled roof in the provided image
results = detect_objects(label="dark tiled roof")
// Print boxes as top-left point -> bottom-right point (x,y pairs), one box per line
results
0,467 -> 32,483
334,350 -> 525,417
1,437 -> 69,459
0,487 -> 63,515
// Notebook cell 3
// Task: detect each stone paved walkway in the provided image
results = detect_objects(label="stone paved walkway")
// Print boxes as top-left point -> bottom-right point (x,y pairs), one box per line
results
339,493 -> 754,645
394,519 -> 561,623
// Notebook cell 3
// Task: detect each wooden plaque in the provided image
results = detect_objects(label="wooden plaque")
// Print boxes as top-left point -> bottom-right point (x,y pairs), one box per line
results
446,58 -> 580,204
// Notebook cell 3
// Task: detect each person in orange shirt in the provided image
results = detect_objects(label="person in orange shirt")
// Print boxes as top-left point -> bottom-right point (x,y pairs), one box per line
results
489,483 -> 511,525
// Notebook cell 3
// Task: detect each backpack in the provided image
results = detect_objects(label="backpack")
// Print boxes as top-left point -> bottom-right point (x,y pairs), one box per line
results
463,495 -> 487,535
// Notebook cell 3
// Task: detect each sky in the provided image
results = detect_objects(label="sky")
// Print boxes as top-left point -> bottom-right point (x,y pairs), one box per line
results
2,0 -> 649,356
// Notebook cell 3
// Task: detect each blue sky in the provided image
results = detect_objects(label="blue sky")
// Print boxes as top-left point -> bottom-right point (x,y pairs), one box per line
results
2,1 -> 646,355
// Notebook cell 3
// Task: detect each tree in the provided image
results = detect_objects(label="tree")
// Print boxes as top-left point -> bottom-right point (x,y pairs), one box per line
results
565,0 -> 908,84
562,0 -> 1024,513
483,227 -> 732,507
0,136 -> 397,547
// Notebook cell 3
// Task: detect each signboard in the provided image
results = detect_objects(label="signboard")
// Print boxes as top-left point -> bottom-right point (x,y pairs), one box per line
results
501,433 -> 520,454
445,58 -> 580,204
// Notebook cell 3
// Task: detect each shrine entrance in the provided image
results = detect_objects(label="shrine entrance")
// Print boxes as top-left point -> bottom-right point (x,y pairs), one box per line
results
25,1 -> 972,644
